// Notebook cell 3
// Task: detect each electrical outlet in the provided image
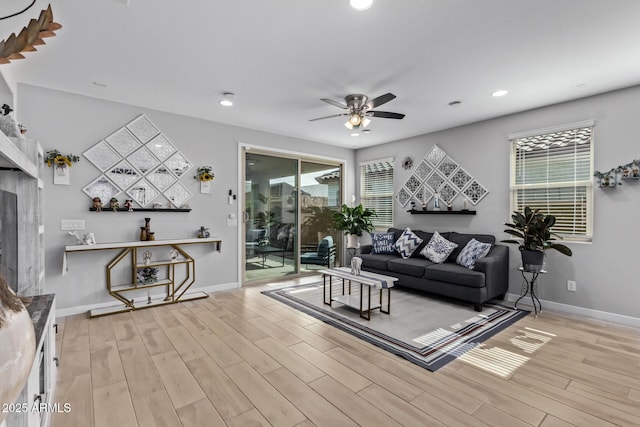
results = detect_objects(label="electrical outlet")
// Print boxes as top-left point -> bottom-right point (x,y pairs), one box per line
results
61,219 -> 85,230
567,280 -> 577,292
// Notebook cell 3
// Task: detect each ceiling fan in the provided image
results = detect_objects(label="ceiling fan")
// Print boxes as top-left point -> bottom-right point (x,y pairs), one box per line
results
309,93 -> 405,129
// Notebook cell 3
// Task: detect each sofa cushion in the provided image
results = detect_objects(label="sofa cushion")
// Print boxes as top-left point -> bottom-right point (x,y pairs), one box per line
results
446,232 -> 495,263
394,228 -> 423,259
424,263 -> 486,288
388,257 -> 434,278
456,238 -> 492,269
420,231 -> 458,263
359,253 -> 398,271
371,232 -> 396,254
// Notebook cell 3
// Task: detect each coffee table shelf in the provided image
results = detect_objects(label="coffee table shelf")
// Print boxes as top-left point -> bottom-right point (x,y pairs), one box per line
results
320,267 -> 397,320
331,294 -> 382,311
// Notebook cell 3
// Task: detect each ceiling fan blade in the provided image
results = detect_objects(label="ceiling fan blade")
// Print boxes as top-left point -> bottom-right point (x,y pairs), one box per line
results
369,110 -> 405,119
321,98 -> 347,109
366,93 -> 396,109
309,113 -> 348,122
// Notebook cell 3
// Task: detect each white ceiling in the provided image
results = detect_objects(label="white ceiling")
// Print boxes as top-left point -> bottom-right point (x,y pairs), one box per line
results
2,0 -> 640,149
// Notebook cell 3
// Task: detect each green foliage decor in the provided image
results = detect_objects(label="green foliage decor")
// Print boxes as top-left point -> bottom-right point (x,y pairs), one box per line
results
331,204 -> 377,236
502,207 -> 572,256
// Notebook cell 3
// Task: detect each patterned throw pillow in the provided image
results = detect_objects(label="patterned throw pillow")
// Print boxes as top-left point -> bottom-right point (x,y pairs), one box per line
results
456,238 -> 492,269
394,228 -> 423,259
420,231 -> 458,263
371,232 -> 396,254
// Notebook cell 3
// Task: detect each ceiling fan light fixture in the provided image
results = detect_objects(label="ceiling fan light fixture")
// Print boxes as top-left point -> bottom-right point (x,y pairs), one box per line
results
219,92 -> 235,106
350,0 -> 373,11
349,114 -> 362,126
344,120 -> 354,130
361,116 -> 371,128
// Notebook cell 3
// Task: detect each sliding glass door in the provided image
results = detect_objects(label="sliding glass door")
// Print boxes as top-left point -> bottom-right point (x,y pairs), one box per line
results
243,150 -> 342,284
244,152 -> 298,282
299,161 -> 341,272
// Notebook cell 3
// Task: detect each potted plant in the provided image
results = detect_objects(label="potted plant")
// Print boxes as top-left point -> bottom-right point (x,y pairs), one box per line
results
332,203 -> 376,248
502,206 -> 572,272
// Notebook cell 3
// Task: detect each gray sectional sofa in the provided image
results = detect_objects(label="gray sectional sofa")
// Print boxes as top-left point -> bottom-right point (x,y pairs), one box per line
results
359,228 -> 509,311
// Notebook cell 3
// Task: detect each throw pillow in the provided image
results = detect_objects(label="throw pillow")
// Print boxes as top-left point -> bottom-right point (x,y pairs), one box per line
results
371,232 -> 396,254
394,228 -> 423,259
420,231 -> 458,263
456,238 -> 492,269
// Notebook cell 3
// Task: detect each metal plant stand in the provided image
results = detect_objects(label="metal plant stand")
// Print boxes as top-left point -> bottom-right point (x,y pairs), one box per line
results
515,267 -> 546,316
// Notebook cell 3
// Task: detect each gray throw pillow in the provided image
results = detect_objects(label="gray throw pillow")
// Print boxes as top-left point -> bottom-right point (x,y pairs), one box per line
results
420,231 -> 458,263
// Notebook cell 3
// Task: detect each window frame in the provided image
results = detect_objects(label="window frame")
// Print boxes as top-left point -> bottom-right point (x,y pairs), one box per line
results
360,157 -> 394,230
508,120 -> 594,243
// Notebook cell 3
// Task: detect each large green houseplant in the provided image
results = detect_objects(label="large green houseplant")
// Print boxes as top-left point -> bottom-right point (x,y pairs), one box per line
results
502,207 -> 572,271
332,204 -> 377,248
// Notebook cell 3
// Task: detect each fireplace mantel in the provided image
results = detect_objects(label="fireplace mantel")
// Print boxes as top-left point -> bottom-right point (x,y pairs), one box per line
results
0,132 -> 45,296
0,133 -> 37,178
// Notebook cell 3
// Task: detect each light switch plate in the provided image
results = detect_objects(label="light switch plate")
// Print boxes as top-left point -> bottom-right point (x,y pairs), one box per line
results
61,219 -> 85,230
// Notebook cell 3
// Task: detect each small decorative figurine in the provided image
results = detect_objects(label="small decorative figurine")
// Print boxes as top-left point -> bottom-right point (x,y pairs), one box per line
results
109,197 -> 119,211
83,233 -> 96,245
93,197 -> 103,212
143,250 -> 152,265
447,202 -> 453,211
169,249 -> 179,261
433,192 -> 441,211
633,164 -> 640,178
198,226 -> 210,238
124,199 -> 133,212
350,256 -> 362,276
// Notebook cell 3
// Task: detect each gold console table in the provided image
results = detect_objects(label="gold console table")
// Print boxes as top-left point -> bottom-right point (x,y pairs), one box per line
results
64,237 -> 221,317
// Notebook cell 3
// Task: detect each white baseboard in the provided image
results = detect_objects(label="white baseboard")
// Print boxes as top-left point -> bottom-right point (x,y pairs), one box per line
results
505,293 -> 640,328
56,282 -> 240,318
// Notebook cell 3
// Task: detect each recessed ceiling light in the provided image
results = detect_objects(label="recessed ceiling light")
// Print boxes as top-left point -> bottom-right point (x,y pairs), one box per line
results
362,129 -> 371,134
350,0 -> 373,11
92,81 -> 108,88
351,132 -> 360,137
219,92 -> 235,106
492,89 -> 509,97
448,100 -> 463,107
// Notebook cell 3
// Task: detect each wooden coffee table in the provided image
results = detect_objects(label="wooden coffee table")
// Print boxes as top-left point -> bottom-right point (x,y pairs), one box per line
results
319,267 -> 397,320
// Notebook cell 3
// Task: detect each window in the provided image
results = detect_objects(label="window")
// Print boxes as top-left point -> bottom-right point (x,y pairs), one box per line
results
509,120 -> 593,242
360,157 -> 394,229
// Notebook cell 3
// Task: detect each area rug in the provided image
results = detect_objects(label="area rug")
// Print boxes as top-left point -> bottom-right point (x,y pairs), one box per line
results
262,282 -> 529,371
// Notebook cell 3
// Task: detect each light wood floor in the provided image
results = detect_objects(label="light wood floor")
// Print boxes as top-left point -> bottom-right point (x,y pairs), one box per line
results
52,276 -> 640,427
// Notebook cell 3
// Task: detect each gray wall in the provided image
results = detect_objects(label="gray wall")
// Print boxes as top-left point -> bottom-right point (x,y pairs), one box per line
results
356,85 -> 640,319
18,84 -> 355,310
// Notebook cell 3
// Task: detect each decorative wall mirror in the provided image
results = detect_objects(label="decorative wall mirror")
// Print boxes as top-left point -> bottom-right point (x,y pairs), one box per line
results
83,176 -> 120,201
126,179 -> 160,208
82,114 -> 194,210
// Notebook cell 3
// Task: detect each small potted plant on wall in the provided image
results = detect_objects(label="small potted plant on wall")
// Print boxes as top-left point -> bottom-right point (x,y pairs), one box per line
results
194,165 -> 214,193
332,203 -> 377,249
45,149 -> 80,185
502,206 -> 572,272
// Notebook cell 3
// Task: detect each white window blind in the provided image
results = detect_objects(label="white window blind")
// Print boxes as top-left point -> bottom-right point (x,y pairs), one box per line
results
510,123 -> 593,242
360,158 -> 394,229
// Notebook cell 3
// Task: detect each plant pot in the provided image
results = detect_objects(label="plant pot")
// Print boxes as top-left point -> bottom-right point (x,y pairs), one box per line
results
521,249 -> 544,272
346,234 -> 360,249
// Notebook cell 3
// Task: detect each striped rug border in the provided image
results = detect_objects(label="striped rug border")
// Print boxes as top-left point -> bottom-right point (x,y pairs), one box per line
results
262,282 -> 529,371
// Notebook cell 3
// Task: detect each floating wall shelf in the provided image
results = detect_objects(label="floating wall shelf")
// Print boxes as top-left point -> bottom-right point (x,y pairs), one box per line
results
408,209 -> 476,215
89,207 -> 191,212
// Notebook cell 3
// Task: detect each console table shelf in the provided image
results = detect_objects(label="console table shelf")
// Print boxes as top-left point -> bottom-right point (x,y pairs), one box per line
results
89,207 -> 192,212
408,209 -> 476,215
64,238 -> 221,317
